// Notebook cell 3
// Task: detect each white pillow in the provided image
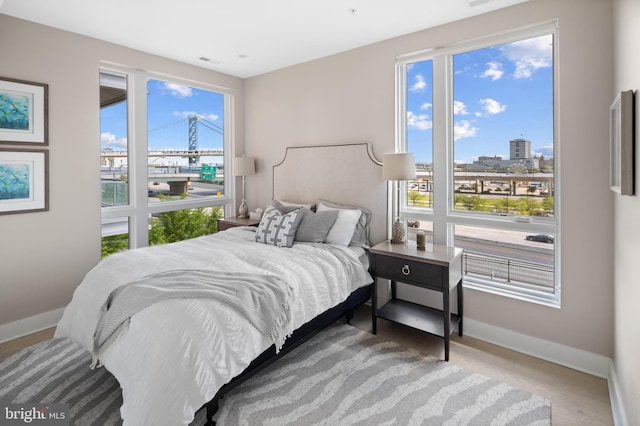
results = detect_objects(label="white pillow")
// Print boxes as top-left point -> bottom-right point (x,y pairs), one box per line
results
317,202 -> 362,246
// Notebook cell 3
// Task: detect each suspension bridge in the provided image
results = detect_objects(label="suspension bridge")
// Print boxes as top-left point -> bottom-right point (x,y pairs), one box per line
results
101,115 -> 225,195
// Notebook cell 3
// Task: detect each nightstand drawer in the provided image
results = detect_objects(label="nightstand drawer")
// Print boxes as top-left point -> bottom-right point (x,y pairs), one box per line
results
374,255 -> 443,289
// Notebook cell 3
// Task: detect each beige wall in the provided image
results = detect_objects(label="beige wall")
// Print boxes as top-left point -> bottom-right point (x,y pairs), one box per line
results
0,15 -> 244,326
245,0 -> 615,357
613,0 -> 640,423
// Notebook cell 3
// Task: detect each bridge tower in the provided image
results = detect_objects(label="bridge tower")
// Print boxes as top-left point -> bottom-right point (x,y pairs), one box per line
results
188,115 -> 198,166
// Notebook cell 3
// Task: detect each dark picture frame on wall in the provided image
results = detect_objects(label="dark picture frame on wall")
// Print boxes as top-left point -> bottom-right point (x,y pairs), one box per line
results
0,77 -> 49,146
0,148 -> 49,215
610,90 -> 635,195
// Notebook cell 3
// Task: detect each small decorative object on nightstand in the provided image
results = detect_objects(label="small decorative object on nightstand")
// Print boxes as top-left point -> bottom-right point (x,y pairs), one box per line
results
233,155 -> 256,218
383,152 -> 415,244
370,240 -> 463,361
217,217 -> 260,232
416,231 -> 426,250
249,208 -> 264,221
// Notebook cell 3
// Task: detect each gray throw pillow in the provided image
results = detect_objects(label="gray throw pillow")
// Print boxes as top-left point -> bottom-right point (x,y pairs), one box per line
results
268,199 -> 306,214
295,210 -> 339,243
316,199 -> 372,248
255,208 -> 304,248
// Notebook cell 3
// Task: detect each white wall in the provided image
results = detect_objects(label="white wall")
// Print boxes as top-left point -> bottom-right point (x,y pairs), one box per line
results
0,14 -> 244,327
245,0 -> 615,358
612,0 -> 640,423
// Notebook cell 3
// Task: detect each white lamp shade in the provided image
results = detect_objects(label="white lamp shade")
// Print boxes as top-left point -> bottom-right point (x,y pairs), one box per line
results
383,153 -> 415,181
233,156 -> 256,177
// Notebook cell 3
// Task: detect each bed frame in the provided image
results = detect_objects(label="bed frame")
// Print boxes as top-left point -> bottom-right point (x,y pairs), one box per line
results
198,142 -> 387,425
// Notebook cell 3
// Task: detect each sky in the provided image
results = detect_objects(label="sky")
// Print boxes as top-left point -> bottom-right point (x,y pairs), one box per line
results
100,33 -> 553,167
406,33 -> 554,164
100,79 -> 225,165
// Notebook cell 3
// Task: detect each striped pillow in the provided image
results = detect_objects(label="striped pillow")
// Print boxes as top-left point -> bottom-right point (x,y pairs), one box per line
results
255,207 -> 303,247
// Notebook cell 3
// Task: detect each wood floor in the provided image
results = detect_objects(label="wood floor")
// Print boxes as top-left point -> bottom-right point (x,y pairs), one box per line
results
0,306 -> 613,425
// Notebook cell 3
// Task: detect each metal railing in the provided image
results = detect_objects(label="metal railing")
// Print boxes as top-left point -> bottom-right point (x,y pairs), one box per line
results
463,250 -> 554,289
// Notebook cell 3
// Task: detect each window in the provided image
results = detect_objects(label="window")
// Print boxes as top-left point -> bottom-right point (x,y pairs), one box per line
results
397,22 -> 559,306
100,68 -> 233,255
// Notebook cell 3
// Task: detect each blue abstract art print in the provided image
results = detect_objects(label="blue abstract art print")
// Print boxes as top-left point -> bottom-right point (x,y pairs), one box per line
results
0,77 -> 48,145
0,149 -> 48,214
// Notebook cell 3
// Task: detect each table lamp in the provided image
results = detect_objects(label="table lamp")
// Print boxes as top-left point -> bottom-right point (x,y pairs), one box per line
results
233,155 -> 256,218
383,152 -> 415,244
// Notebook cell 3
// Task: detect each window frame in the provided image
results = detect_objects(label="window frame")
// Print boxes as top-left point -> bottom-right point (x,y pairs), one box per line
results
100,65 -> 236,250
396,21 -> 561,307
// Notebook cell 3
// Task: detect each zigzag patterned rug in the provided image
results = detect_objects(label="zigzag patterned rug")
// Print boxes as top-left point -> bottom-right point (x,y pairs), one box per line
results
208,324 -> 551,425
1,323 -> 551,425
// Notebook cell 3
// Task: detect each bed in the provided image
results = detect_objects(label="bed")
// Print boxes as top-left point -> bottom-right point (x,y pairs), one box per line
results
54,142 -> 387,425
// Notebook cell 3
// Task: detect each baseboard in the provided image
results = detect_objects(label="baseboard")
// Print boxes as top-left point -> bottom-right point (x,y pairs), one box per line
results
608,361 -> 629,426
0,308 -> 64,344
464,318 -> 611,379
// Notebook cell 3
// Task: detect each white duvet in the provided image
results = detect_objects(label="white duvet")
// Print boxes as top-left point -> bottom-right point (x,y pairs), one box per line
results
55,227 -> 372,426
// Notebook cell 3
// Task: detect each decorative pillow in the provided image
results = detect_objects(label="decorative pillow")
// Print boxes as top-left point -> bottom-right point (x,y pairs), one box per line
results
268,199 -> 302,214
317,203 -> 362,246
273,199 -> 315,211
255,208 -> 304,248
294,209 -> 339,243
317,199 -> 372,248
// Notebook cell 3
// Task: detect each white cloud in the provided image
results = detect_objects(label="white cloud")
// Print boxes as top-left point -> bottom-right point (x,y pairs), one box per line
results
407,111 -> 432,130
502,34 -> 552,79
100,132 -> 127,149
161,82 -> 193,98
534,145 -> 554,158
410,74 -> 427,92
173,111 -> 219,122
420,102 -> 432,110
453,101 -> 468,115
481,61 -> 504,81
479,98 -> 507,115
453,120 -> 478,141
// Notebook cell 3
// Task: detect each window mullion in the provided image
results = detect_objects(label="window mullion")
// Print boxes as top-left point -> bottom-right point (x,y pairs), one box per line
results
431,54 -> 450,246
129,74 -> 149,249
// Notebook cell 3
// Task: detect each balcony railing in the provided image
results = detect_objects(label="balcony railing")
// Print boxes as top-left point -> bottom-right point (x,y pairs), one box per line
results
463,250 -> 554,291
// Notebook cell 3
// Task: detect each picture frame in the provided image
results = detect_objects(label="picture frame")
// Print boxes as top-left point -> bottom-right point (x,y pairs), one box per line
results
610,90 -> 635,195
0,77 -> 49,145
0,148 -> 49,215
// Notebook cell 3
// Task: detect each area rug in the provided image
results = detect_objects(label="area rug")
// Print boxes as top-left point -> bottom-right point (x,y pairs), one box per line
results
1,323 -> 551,425
208,324 -> 551,425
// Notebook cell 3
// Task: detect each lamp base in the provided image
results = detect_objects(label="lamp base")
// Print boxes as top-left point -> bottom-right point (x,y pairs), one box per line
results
390,217 -> 405,244
238,199 -> 249,218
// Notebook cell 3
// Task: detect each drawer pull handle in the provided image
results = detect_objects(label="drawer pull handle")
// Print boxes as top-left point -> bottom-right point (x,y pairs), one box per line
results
401,264 -> 411,276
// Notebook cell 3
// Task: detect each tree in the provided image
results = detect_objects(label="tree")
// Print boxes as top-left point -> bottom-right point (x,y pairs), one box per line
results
408,190 -> 427,207
149,195 -> 222,245
101,194 -> 223,257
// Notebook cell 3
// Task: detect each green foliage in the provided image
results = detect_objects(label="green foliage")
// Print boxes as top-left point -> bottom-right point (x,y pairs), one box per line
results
149,194 -> 222,246
454,194 -> 555,217
101,193 -> 223,257
101,234 -> 128,258
408,191 -> 428,207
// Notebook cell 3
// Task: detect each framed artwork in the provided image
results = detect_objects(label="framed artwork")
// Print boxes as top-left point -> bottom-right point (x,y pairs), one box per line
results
610,90 -> 635,195
0,148 -> 49,215
0,77 -> 49,145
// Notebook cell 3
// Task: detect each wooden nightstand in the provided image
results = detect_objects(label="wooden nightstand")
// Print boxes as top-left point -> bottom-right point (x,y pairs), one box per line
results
369,240 -> 463,361
217,217 -> 260,231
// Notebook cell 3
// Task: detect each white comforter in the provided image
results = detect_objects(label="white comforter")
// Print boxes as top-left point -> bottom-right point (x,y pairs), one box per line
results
55,227 -> 372,426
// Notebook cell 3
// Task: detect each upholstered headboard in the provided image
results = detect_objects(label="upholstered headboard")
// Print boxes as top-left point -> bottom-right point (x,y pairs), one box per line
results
273,142 -> 387,246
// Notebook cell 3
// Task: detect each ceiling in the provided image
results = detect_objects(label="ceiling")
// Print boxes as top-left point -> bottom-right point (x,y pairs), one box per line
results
0,0 -> 527,79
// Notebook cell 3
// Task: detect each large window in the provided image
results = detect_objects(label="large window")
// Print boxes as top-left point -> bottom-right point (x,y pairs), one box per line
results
398,22 -> 559,306
99,68 -> 233,255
